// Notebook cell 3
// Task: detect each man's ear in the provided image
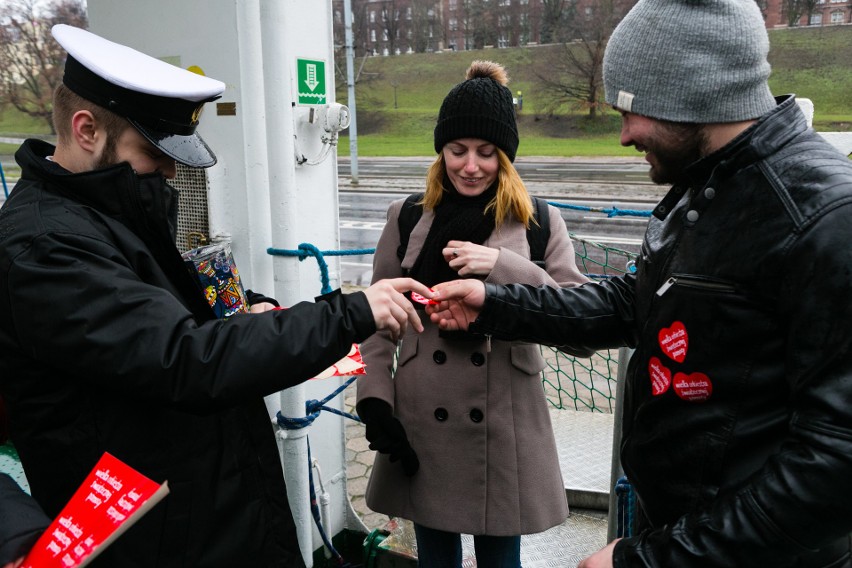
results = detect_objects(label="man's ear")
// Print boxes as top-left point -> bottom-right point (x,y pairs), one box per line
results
69,110 -> 100,154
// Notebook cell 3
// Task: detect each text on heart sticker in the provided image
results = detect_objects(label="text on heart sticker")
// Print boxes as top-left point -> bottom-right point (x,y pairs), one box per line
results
658,321 -> 688,363
673,372 -> 713,402
648,356 -> 672,396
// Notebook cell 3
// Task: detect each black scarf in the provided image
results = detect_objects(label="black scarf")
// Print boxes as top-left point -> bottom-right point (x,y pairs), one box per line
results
408,178 -> 497,288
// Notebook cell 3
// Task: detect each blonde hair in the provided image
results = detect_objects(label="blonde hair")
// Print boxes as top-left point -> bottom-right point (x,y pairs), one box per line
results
422,149 -> 535,229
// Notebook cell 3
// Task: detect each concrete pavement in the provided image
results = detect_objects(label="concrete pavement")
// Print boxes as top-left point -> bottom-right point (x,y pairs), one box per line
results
344,379 -> 389,532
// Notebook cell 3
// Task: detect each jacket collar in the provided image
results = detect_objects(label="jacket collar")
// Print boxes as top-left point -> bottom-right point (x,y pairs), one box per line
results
687,94 -> 803,185
15,138 -> 215,321
16,139 -> 179,242
654,95 -> 805,220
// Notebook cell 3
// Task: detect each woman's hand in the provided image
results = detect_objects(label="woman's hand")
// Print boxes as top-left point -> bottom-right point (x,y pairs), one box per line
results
443,240 -> 498,277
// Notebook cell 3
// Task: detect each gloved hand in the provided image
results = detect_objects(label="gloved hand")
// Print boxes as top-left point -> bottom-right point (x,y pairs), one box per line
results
356,398 -> 419,476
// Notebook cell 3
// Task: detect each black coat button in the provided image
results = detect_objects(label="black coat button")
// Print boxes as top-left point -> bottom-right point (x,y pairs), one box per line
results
469,408 -> 484,423
470,352 -> 485,366
433,350 -> 447,364
434,408 -> 449,421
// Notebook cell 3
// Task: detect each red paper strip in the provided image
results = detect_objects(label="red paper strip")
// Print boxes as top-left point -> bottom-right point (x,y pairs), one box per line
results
22,452 -> 168,568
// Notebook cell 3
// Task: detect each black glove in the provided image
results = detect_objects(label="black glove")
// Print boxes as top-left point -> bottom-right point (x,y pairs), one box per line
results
356,398 -> 419,476
245,289 -> 280,308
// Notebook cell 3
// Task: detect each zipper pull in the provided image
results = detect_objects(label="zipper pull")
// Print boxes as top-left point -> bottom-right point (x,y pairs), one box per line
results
486,334 -> 492,353
656,277 -> 677,297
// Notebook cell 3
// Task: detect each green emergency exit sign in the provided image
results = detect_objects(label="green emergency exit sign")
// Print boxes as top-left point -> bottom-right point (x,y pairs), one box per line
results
297,58 -> 326,105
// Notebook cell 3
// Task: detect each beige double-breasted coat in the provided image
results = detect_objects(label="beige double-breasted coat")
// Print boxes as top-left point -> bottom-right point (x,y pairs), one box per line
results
357,196 -> 589,536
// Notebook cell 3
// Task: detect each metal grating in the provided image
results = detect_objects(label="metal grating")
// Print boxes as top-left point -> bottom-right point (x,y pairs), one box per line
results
0,444 -> 30,493
171,163 -> 210,253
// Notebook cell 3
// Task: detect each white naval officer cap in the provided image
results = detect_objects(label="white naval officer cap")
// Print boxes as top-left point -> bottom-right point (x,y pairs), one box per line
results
52,24 -> 226,168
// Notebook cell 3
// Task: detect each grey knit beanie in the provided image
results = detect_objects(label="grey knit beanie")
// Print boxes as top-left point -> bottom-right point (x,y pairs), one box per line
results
434,60 -> 519,161
603,0 -> 776,123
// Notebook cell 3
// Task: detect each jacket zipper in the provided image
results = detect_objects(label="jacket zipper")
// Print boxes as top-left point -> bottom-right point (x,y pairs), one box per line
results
656,275 -> 738,297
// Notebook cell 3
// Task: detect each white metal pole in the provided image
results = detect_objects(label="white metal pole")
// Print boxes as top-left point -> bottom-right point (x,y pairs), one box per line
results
235,0 -> 281,419
259,1 -> 312,565
343,0 -> 359,184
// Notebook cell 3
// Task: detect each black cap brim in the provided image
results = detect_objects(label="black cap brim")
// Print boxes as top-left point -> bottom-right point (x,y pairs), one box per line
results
130,118 -> 217,168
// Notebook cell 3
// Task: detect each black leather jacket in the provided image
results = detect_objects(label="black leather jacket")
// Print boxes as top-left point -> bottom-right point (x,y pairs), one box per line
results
0,472 -> 49,565
0,140 -> 376,567
470,96 -> 852,567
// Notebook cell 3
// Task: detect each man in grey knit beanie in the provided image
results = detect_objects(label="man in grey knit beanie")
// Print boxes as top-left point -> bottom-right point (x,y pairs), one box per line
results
601,0 -> 779,186
603,0 -> 776,124
428,0 -> 852,567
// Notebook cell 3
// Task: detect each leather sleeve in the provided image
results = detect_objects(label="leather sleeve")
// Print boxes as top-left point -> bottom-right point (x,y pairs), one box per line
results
470,275 -> 639,352
0,473 -> 50,565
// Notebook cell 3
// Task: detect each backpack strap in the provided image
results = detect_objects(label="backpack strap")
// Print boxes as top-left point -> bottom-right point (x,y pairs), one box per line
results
396,192 -> 425,270
529,197 -> 550,269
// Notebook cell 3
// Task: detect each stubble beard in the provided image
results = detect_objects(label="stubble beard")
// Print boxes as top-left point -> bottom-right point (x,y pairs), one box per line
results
92,135 -> 118,171
648,122 -> 708,187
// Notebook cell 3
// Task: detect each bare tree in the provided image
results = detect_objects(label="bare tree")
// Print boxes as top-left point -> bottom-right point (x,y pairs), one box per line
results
539,0 -> 572,44
376,0 -> 401,55
803,0 -> 820,24
351,0 -> 371,53
783,0 -> 819,26
534,0 -> 633,118
0,0 -> 87,133
457,0 -> 496,49
411,1 -> 443,53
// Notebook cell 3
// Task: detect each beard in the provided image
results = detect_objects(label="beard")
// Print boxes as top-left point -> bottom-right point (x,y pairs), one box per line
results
646,121 -> 708,187
92,135 -> 119,171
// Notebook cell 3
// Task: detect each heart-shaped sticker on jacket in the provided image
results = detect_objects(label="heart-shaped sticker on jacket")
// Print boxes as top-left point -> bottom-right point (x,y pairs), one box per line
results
659,321 -> 688,363
648,357 -> 672,396
673,372 -> 713,402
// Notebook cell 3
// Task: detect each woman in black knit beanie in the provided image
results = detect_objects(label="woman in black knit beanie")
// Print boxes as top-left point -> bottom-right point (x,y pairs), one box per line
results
356,60 -> 590,567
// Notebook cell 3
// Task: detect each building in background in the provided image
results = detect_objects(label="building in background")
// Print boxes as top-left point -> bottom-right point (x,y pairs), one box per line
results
763,0 -> 852,27
333,0 -> 850,57
332,0 -> 638,56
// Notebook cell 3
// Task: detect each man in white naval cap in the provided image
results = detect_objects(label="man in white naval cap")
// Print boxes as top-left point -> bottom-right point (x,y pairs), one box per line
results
0,24 -> 432,567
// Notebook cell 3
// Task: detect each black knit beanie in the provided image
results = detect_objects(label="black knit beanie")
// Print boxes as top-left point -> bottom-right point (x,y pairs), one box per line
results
434,60 -> 519,162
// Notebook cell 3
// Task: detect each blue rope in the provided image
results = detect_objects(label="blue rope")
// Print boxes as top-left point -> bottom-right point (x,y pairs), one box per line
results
615,476 -> 636,538
276,376 -> 361,431
265,200 -> 650,293
267,243 -> 332,294
306,442 -> 357,567
547,200 -> 653,218
276,375 -> 362,566
0,161 -> 8,198
267,244 -> 379,295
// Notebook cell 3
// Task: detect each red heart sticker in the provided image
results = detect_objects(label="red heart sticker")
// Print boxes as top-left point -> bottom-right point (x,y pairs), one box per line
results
648,357 -> 672,396
673,372 -> 713,402
411,291 -> 438,305
659,321 -> 688,363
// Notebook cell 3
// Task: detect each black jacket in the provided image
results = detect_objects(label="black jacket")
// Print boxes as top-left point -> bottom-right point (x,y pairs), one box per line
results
469,96 -> 852,567
0,139 -> 376,567
0,472 -> 49,565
